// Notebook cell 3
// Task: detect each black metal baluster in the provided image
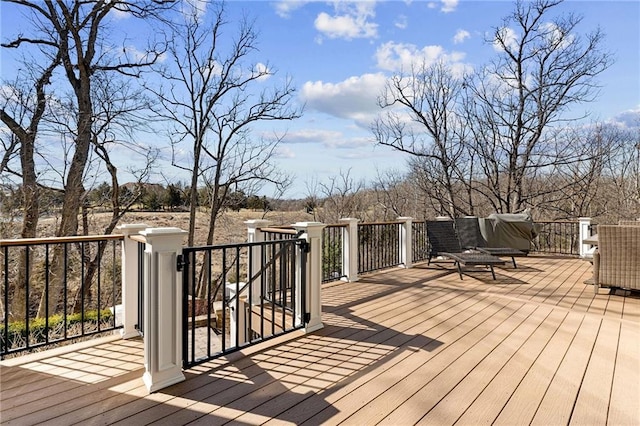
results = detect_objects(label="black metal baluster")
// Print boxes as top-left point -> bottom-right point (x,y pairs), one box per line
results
3,246 -> 8,356
44,244 -> 50,344
25,245 -> 30,350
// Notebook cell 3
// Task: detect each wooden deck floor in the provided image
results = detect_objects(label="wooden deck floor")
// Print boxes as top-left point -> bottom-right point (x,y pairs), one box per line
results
2,255 -> 639,425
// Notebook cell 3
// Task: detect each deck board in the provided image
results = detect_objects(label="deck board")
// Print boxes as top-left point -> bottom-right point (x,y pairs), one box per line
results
1,255 -> 639,425
570,318 -> 620,426
608,298 -> 640,425
455,307 -> 568,424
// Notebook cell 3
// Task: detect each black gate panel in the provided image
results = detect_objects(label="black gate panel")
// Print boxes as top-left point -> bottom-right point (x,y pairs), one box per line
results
181,238 -> 307,368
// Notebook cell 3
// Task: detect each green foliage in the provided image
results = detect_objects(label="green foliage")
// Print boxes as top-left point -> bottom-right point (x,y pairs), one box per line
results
0,309 -> 114,349
225,190 -> 248,211
304,199 -> 317,214
141,189 -> 162,211
322,239 -> 343,281
247,195 -> 270,211
164,184 -> 184,211
87,182 -> 112,207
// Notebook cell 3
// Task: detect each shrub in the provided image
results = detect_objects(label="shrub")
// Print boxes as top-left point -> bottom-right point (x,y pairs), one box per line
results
0,308 -> 114,353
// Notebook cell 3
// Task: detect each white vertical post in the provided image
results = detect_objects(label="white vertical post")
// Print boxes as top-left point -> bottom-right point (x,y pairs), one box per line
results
579,217 -> 594,259
398,217 -> 413,269
340,218 -> 360,282
245,219 -> 270,305
227,282 -> 247,347
116,223 -> 148,339
293,222 -> 325,333
139,227 -> 187,394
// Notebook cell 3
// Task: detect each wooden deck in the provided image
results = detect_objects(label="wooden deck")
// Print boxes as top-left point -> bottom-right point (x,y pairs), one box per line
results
2,255 -> 639,425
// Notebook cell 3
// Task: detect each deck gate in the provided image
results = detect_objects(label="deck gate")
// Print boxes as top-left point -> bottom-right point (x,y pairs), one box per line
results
180,237 -> 308,368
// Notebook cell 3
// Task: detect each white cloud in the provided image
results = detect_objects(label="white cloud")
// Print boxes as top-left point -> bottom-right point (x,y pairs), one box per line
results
275,146 -> 296,159
394,14 -> 408,30
314,2 -> 378,41
274,0 -> 309,18
375,41 -> 466,72
0,84 -> 18,103
282,129 -> 344,144
610,108 -> 640,128
254,62 -> 271,81
181,0 -> 208,22
493,27 -> 519,52
300,73 -> 387,126
441,0 -> 459,13
281,129 -> 372,150
111,9 -> 131,20
453,29 -> 470,44
325,135 -> 372,149
428,0 -> 458,13
541,22 -> 575,50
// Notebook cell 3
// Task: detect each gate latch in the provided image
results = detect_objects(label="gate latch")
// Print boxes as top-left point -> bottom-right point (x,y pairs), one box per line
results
176,254 -> 187,272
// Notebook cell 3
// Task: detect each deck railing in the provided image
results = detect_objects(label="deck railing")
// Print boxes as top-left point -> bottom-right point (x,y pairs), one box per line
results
412,220 -> 429,263
358,222 -> 402,273
1,235 -> 124,358
316,217 -> 592,282
1,217 -> 592,361
534,221 -> 586,255
322,224 -> 346,282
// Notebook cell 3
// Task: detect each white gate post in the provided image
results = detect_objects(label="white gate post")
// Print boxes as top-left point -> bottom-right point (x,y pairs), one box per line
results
139,227 -> 187,393
117,223 -> 148,339
398,217 -> 413,269
579,217 -> 595,259
293,222 -> 325,333
245,219 -> 271,304
340,218 -> 360,282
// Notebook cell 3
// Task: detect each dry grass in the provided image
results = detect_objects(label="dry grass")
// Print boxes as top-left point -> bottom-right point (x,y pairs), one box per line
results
2,209 -> 314,245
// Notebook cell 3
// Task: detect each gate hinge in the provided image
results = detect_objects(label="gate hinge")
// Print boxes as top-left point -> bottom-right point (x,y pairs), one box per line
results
299,240 -> 310,253
304,313 -> 311,324
176,254 -> 187,272
295,233 -> 310,253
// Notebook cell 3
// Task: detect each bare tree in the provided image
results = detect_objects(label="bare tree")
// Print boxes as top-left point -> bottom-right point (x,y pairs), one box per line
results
3,0 -> 171,238
592,122 -> 640,220
1,65 -> 58,240
0,56 -> 61,320
371,168 -> 421,220
148,2 -> 302,248
464,0 -> 612,213
372,60 -> 470,218
2,0 -> 174,317
68,72 -> 159,312
318,168 -> 368,223
303,176 -> 323,221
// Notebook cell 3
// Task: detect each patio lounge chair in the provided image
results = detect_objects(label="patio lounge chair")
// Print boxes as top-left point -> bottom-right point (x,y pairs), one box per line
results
426,220 -> 506,280
593,225 -> 640,294
455,217 -> 525,268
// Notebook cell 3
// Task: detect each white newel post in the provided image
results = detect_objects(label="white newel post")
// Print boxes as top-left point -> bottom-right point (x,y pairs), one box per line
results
579,217 -> 594,259
398,217 -> 413,269
139,227 -> 187,393
117,223 -> 148,339
245,219 -> 271,305
227,282 -> 247,347
293,222 -> 325,333
340,218 -> 360,282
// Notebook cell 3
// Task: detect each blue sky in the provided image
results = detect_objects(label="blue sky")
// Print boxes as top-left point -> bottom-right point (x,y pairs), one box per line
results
2,0 -> 639,199
256,0 -> 640,197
